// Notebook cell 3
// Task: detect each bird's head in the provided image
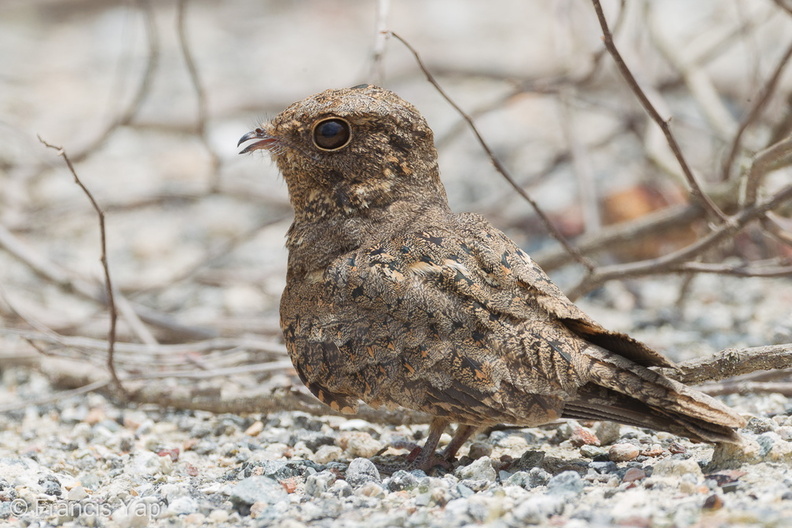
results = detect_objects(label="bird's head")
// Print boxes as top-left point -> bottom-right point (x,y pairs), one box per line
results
239,84 -> 447,221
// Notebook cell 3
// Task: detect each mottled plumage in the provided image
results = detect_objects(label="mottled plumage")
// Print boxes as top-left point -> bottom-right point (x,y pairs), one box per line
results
239,84 -> 745,468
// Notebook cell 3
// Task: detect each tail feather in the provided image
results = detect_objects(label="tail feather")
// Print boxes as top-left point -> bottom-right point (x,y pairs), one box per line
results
564,384 -> 742,444
574,345 -> 745,443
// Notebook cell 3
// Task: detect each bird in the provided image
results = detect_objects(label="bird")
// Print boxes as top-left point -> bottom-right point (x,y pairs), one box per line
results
238,84 -> 745,470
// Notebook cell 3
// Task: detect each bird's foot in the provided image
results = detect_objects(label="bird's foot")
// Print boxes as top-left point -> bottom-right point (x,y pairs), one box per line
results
406,445 -> 454,472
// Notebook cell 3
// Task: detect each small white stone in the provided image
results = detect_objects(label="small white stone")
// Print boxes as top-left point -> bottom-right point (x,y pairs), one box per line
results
66,485 -> 88,501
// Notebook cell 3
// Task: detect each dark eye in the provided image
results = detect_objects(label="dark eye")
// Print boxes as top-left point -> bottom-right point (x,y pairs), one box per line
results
312,118 -> 351,151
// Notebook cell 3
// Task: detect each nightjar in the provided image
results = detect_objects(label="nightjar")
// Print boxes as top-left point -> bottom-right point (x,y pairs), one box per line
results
239,84 -> 744,469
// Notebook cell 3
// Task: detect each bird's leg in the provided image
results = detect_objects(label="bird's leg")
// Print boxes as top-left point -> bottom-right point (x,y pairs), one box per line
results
408,417 -> 450,471
442,424 -> 479,460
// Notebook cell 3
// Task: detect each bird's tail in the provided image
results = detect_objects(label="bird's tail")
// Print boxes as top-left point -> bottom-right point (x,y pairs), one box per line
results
563,346 -> 745,444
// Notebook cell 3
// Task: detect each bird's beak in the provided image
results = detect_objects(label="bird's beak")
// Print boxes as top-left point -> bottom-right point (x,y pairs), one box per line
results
237,128 -> 278,154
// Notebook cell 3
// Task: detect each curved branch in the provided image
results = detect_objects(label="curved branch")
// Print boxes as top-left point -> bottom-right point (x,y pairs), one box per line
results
567,183 -> 792,299
589,0 -> 728,223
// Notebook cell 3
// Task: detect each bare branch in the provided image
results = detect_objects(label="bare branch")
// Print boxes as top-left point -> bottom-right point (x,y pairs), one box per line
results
567,183 -> 792,299
660,344 -> 792,385
176,0 -> 222,191
589,0 -> 728,224
390,31 -> 596,272
742,134 -> 792,207
671,260 -> 792,278
71,0 -> 158,163
38,137 -> 126,397
535,204 -> 704,271
0,224 -> 216,340
369,0 -> 391,84
721,40 -> 792,183
699,381 -> 792,397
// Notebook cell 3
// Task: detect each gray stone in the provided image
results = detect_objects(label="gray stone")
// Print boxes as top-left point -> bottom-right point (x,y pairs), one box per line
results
229,476 -> 287,506
505,471 -> 529,488
346,458 -> 381,488
305,470 -> 336,497
745,416 -> 777,434
589,461 -> 618,474
167,496 -> 197,515
513,450 -> 546,471
527,467 -> 551,488
384,470 -> 419,492
511,495 -> 565,524
456,483 -> 475,498
454,456 -> 497,482
329,480 -> 353,497
546,470 -> 584,496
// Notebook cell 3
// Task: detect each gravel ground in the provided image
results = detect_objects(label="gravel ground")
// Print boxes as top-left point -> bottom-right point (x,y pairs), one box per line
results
2,1 -> 792,527
1,391 -> 792,528
2,274 -> 792,528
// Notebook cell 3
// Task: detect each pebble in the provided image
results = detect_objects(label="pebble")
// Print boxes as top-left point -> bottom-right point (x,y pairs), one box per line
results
622,467 -> 647,483
329,480 -> 353,498
546,470 -> 585,496
710,438 -> 763,469
759,432 -> 792,462
454,456 -> 497,482
746,416 -> 777,434
589,461 -> 618,474
167,496 -> 198,515
337,432 -> 384,458
208,510 -> 229,523
609,443 -> 640,462
357,481 -> 385,498
512,450 -> 545,471
595,422 -> 622,445
580,444 -> 606,458
312,445 -> 343,464
384,470 -> 420,492
568,424 -> 600,447
467,442 -> 493,460
511,495 -> 565,524
244,421 -> 264,436
652,457 -> 703,478
527,467 -> 551,488
229,476 -> 288,506
345,458 -> 381,488
305,470 -> 336,497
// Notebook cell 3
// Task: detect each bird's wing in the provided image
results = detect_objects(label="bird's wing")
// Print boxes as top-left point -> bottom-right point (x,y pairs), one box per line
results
320,221 -> 595,423
456,213 -> 676,369
448,215 -> 744,437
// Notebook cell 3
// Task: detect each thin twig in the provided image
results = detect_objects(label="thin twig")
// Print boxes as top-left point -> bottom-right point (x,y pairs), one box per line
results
698,381 -> 792,397
567,183 -> 792,299
589,0 -> 729,224
176,0 -> 222,191
721,40 -> 792,182
38,137 -> 127,398
659,343 -> 792,385
761,213 -> 792,248
127,359 -> 294,380
671,260 -> 792,278
71,0 -> 159,163
0,224 -> 216,340
774,0 -> 792,16
369,0 -> 391,84
2,328 -> 286,358
0,379 -> 110,414
534,203 -> 704,271
742,134 -> 792,207
390,31 -> 596,271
